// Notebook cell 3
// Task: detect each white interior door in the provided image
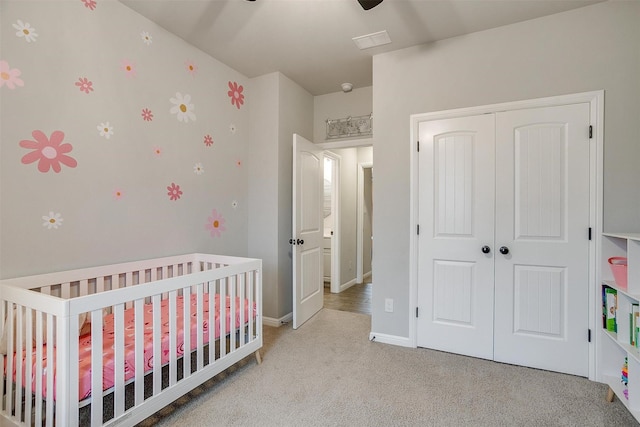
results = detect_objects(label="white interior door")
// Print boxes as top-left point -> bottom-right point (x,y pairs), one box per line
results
417,114 -> 496,359
293,134 -> 324,329
493,103 -> 591,376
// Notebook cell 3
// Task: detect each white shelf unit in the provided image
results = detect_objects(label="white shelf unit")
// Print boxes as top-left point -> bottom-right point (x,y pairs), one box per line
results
599,232 -> 640,420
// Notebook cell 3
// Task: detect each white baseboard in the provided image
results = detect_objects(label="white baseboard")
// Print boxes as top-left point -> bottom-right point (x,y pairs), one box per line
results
339,278 -> 357,292
363,271 -> 372,281
369,332 -> 414,348
263,312 -> 292,327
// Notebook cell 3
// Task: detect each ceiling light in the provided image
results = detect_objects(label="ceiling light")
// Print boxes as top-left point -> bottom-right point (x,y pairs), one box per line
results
352,30 -> 391,50
341,83 -> 353,93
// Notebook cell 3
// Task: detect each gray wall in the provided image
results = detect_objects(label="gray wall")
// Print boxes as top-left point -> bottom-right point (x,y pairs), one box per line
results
248,72 -> 313,320
371,1 -> 640,338
0,1 -> 250,278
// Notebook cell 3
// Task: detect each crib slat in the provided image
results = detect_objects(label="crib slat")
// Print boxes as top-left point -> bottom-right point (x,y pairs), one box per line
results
230,276 -> 236,352
248,272 -> 254,341
152,294 -> 162,395
91,310 -> 104,426
208,281 -> 215,364
125,272 -> 133,309
183,286 -> 191,379
24,308 -> 33,426
5,304 -> 15,423
134,299 -> 145,407
46,313 -> 54,427
15,305 -> 24,424
169,291 -> 177,386
114,303 -> 125,417
0,301 -> 5,419
34,311 -> 44,425
79,279 -> 89,297
196,283 -> 204,371
239,273 -> 245,346
220,278 -> 227,358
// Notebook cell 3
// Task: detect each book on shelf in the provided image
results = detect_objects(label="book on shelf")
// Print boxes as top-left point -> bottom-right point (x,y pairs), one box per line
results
605,286 -> 617,332
631,304 -> 639,346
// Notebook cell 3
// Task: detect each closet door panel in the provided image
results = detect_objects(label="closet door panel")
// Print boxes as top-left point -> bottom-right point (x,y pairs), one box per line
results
494,103 -> 591,377
417,114 -> 495,360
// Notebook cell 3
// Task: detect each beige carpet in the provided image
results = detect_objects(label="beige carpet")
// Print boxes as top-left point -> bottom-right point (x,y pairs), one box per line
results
139,309 -> 638,426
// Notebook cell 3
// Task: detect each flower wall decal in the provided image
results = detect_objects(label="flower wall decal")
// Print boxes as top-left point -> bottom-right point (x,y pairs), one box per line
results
0,61 -> 24,89
204,134 -> 213,146
205,209 -> 226,238
141,31 -> 152,45
194,163 -> 204,175
42,212 -> 63,229
229,123 -> 236,134
97,122 -> 114,139
113,189 -> 124,200
120,59 -> 136,78
170,92 -> 196,123
13,20 -> 38,43
227,81 -> 244,109
185,60 -> 197,76
231,200 -> 238,209
167,183 -> 182,201
141,108 -> 153,121
75,77 -> 94,94
20,130 -> 78,173
81,0 -> 97,10
153,147 -> 162,157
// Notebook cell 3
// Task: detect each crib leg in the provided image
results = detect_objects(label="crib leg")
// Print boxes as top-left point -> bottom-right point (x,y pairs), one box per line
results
606,386 -> 615,402
255,350 -> 262,365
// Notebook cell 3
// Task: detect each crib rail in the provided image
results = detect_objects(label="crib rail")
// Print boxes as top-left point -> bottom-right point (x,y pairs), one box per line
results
0,254 -> 262,427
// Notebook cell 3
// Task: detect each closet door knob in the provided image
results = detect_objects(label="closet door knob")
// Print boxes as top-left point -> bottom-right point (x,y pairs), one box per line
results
481,246 -> 491,254
297,239 -> 304,245
499,246 -> 510,255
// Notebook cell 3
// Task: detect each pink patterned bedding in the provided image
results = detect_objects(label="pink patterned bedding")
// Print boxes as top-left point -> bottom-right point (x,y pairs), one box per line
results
6,293 -> 255,401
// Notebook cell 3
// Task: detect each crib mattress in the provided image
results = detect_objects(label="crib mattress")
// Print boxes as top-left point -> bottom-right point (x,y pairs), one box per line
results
6,293 -> 255,401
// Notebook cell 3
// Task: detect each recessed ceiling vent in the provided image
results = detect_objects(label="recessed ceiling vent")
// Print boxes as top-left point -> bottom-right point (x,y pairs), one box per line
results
352,30 -> 391,50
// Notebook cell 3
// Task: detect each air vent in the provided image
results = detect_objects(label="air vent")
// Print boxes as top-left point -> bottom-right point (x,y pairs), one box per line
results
352,30 -> 391,50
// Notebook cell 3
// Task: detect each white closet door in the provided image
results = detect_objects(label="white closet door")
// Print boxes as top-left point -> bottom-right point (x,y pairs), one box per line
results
493,103 -> 591,376
417,115 -> 496,359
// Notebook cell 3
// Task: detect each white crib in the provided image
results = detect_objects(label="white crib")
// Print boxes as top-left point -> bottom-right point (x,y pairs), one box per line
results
0,253 -> 262,426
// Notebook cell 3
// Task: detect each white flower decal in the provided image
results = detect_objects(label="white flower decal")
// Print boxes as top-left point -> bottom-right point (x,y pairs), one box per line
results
141,31 -> 152,45
232,200 -> 238,209
229,123 -> 236,134
42,212 -> 63,229
97,122 -> 114,139
194,163 -> 204,175
170,92 -> 196,123
13,20 -> 38,43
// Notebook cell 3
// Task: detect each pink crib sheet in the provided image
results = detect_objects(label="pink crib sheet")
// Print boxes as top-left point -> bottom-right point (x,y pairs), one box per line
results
6,293 -> 255,401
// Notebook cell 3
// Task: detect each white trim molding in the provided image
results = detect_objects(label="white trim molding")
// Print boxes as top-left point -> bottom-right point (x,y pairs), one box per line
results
369,332 -> 413,348
263,312 -> 293,327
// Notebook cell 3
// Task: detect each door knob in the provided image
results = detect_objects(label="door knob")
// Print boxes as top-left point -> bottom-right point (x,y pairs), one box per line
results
499,246 -> 509,255
481,246 -> 491,254
297,239 -> 304,245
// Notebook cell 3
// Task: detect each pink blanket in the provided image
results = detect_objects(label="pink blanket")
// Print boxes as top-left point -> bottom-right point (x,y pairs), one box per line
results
6,293 -> 255,401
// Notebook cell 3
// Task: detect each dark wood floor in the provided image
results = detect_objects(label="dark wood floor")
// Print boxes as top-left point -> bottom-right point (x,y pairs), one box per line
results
323,281 -> 371,315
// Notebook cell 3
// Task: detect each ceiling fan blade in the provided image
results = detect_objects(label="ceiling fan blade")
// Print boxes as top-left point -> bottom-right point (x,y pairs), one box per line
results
357,0 -> 384,11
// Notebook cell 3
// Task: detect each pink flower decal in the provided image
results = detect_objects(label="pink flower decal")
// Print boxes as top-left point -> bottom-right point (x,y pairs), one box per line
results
121,59 -> 136,78
113,189 -> 124,200
185,60 -> 198,76
204,134 -> 213,147
75,77 -> 93,94
141,108 -> 153,121
167,183 -> 182,201
153,147 -> 162,156
81,0 -> 96,10
20,130 -> 78,173
205,209 -> 226,238
227,81 -> 244,109
0,61 -> 24,90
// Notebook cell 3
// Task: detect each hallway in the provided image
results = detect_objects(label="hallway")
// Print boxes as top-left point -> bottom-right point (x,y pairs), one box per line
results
323,282 -> 371,315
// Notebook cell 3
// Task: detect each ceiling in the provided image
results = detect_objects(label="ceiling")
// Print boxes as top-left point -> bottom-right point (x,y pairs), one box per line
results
121,0 -> 603,96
